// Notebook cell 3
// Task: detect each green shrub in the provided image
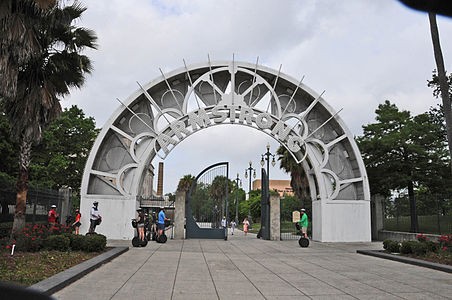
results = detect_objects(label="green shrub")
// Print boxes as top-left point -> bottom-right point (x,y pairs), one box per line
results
425,241 -> 438,253
83,234 -> 106,252
411,242 -> 428,256
46,235 -> 70,251
383,239 -> 400,253
400,241 -> 418,254
70,235 -> 86,251
15,234 -> 43,252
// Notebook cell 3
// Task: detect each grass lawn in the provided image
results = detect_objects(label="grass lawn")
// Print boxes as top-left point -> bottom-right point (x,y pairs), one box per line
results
384,215 -> 452,234
0,250 -> 101,286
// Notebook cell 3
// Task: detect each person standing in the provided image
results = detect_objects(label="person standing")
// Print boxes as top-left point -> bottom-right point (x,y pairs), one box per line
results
136,208 -> 145,242
298,208 -> 309,239
48,205 -> 59,226
230,220 -> 236,235
242,217 -> 249,236
89,201 -> 102,234
157,207 -> 169,239
72,209 -> 81,235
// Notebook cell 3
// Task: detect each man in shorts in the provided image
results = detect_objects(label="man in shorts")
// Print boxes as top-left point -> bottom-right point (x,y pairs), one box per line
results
157,207 -> 169,238
298,208 -> 308,239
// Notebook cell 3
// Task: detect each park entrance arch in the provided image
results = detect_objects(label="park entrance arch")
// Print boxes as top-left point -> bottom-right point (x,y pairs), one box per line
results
80,60 -> 371,242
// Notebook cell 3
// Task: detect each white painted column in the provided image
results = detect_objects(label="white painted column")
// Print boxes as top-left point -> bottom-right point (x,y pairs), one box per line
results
80,195 -> 137,240
269,195 -> 280,241
317,199 -> 371,242
174,191 -> 185,239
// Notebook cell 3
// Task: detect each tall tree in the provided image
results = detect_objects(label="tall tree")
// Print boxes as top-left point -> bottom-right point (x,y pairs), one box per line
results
209,175 -> 232,218
357,101 -> 449,232
428,13 -> 452,173
30,105 -> 98,195
276,146 -> 310,210
0,105 -> 18,177
0,0 -> 56,99
0,2 -> 97,235
176,174 -> 196,193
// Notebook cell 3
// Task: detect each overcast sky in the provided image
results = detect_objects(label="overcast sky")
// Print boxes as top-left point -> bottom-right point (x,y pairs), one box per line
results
63,0 -> 452,195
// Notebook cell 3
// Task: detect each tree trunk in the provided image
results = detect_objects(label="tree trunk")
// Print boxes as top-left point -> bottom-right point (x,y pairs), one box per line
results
407,180 -> 418,233
11,138 -> 32,237
429,13 -> 452,173
290,166 -> 312,214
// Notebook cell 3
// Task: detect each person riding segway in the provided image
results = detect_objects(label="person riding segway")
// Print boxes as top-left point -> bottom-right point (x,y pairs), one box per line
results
131,208 -> 148,247
297,208 -> 309,247
156,207 -> 170,243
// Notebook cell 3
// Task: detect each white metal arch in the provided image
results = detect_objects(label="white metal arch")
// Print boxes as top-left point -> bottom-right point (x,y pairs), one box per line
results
80,60 -> 371,241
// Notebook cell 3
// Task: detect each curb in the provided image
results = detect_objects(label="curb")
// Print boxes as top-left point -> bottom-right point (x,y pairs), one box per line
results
357,250 -> 452,273
28,246 -> 129,295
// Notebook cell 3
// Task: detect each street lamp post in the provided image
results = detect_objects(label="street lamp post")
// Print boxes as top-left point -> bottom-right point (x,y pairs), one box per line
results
260,143 -> 276,180
259,143 -> 276,240
234,173 -> 242,225
244,161 -> 256,226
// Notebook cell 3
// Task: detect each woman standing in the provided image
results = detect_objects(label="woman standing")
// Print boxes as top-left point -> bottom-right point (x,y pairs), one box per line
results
136,208 -> 145,242
242,217 -> 249,236
72,209 -> 81,235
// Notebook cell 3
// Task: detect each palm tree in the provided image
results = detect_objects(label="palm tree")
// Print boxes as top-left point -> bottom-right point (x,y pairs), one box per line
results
1,0 -> 47,99
428,12 -> 452,173
209,176 -> 231,227
177,174 -> 196,193
1,2 -> 97,235
276,146 -> 311,210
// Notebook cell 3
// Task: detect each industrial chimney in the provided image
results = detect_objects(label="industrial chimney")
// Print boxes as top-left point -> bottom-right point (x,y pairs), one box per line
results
157,162 -> 164,196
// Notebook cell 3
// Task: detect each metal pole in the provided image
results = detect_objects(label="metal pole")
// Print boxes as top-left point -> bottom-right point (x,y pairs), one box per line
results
244,161 -> 255,228
235,173 -> 240,225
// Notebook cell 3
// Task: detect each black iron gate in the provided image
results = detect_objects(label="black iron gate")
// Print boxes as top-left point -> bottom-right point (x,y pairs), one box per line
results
185,162 -> 229,239
258,168 -> 271,240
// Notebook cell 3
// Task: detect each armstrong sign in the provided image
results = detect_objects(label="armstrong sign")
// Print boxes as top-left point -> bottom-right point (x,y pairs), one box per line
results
155,105 -> 305,160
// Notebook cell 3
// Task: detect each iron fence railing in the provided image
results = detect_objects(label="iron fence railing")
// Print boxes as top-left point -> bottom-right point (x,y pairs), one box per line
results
383,194 -> 452,234
0,181 -> 67,237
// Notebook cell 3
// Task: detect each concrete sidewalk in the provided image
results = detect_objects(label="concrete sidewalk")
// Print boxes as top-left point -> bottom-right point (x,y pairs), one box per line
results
53,230 -> 452,300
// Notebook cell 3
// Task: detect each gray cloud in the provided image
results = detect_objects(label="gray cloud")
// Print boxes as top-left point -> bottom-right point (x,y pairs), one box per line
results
63,0 -> 452,194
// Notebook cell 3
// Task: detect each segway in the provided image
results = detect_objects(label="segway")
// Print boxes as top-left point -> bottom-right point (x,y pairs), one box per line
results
295,222 -> 309,248
155,219 -> 172,243
131,219 -> 148,247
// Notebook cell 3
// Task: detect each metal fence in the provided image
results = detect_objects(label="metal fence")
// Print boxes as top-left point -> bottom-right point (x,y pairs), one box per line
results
0,181 -> 69,237
383,193 -> 452,234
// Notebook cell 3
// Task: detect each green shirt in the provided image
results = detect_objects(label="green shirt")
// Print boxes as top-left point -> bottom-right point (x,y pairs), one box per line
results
299,213 -> 308,228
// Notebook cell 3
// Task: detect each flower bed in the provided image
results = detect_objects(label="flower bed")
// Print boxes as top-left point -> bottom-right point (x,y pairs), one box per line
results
1,223 -> 106,253
0,224 -> 109,286
383,233 -> 452,265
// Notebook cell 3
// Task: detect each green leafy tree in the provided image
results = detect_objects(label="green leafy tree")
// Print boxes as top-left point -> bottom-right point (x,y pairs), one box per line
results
238,189 -> 261,223
189,182 -> 211,222
30,105 -> 98,196
280,195 -> 301,221
357,101 -> 450,232
0,2 -> 97,234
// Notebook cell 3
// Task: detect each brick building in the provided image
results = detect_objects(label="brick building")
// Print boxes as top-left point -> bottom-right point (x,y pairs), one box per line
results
252,179 -> 293,197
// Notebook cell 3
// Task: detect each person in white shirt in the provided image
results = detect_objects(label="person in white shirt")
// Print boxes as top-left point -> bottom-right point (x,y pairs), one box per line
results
230,220 -> 236,235
88,201 -> 102,234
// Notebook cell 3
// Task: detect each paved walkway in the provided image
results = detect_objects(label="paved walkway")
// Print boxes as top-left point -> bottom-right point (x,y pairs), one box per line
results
53,230 -> 452,300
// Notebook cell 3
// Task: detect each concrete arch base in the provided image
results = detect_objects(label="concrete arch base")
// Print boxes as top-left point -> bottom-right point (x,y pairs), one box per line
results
312,200 -> 371,242
79,196 -> 138,240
